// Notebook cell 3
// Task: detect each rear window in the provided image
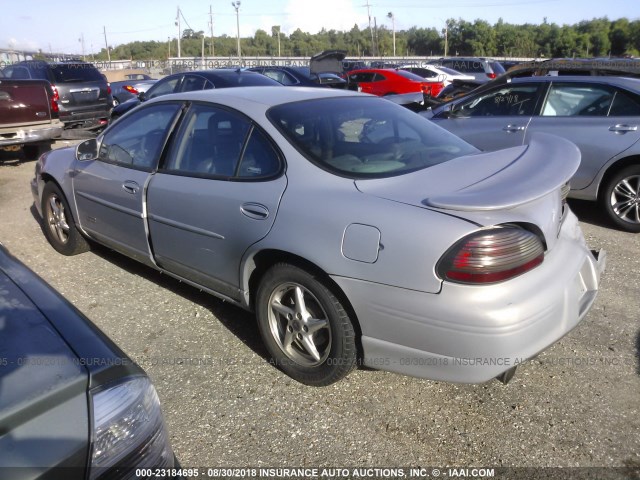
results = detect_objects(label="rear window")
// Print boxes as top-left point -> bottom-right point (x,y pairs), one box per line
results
489,62 -> 506,74
442,60 -> 486,73
51,64 -> 105,83
394,70 -> 428,81
268,96 -> 478,178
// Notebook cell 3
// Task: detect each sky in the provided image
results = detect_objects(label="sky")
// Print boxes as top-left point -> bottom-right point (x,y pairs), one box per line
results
1,0 -> 639,55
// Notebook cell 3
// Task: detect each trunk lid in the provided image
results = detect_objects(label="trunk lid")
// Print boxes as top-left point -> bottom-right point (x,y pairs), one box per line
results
356,133 -> 580,250
356,132 -> 579,212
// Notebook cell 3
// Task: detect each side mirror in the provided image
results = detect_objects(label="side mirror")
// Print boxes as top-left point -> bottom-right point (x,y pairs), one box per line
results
76,139 -> 98,161
138,91 -> 147,102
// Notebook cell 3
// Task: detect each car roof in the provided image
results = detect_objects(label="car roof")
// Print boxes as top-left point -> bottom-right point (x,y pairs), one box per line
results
149,85 -> 366,108
510,75 -> 640,90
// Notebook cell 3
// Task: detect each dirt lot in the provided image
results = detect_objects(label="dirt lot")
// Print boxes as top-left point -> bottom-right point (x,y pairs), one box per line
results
1,143 -> 639,476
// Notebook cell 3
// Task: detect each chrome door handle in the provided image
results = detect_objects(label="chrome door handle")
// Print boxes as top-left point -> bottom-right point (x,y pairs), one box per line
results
122,181 -> 140,194
609,124 -> 638,133
240,203 -> 269,220
503,124 -> 526,132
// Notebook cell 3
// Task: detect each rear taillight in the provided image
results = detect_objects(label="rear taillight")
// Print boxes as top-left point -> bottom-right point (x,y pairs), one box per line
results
487,73 -> 497,79
107,83 -> 112,95
437,227 -> 544,284
123,85 -> 139,94
421,84 -> 432,96
561,182 -> 570,206
49,84 -> 59,115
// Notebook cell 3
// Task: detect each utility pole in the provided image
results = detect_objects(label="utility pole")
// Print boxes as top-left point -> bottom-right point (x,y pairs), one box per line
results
443,21 -> 449,57
103,26 -> 111,65
364,0 -> 375,57
175,6 -> 181,58
232,1 -> 241,63
209,5 -> 215,57
79,33 -> 86,60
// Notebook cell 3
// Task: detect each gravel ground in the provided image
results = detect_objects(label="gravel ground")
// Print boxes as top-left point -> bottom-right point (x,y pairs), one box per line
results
1,143 -> 639,476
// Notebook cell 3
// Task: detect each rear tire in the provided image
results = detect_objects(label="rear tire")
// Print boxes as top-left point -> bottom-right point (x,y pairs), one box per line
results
600,165 -> 640,233
256,263 -> 357,386
41,182 -> 90,255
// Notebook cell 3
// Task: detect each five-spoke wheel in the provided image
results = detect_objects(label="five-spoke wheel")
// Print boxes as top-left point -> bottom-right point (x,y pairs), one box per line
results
257,264 -> 357,386
602,166 -> 640,233
41,182 -> 90,255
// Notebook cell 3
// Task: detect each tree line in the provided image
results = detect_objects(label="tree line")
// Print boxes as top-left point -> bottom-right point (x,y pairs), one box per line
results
93,17 -> 639,61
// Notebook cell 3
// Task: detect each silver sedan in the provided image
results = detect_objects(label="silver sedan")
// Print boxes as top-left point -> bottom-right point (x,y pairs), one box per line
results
427,76 -> 640,232
31,87 -> 605,386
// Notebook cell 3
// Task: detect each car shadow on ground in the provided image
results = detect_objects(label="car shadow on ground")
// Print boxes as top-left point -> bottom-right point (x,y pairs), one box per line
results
29,205 -> 271,363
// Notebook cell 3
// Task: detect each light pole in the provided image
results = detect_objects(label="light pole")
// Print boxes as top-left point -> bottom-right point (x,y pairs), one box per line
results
232,1 -> 241,62
387,12 -> 396,57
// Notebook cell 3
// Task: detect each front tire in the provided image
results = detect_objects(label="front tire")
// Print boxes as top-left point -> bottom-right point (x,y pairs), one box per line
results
601,165 -> 640,232
41,182 -> 90,255
256,263 -> 357,386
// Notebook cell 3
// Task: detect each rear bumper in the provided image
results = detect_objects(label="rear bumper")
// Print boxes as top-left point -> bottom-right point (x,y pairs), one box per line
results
332,210 -> 605,383
59,107 -> 111,129
0,122 -> 63,147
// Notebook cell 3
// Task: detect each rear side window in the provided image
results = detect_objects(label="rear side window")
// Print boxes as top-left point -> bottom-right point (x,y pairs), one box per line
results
609,89 -> 640,116
164,103 -> 253,178
542,83 -> 614,117
2,66 -> 32,79
50,64 -> 104,82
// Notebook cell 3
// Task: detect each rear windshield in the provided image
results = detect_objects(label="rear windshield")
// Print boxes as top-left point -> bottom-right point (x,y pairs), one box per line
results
489,62 -> 506,74
51,64 -> 105,82
394,70 -> 428,81
268,96 -> 478,178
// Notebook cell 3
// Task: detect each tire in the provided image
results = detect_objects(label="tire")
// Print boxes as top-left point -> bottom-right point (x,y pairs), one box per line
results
600,165 -> 640,233
41,182 -> 90,255
256,263 -> 357,386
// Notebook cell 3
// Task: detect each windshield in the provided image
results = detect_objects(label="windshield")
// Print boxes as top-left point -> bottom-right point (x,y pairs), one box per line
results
268,96 -> 478,178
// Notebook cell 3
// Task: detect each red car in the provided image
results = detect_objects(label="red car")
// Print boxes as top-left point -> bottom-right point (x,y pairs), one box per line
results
346,68 -> 445,97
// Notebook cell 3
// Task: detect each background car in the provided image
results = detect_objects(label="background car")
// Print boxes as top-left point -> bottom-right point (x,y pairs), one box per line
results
400,64 -> 475,86
1,60 -> 112,130
248,66 -> 346,88
110,78 -> 157,106
32,86 -> 603,388
346,68 -> 445,96
0,243 -> 177,476
110,68 -> 281,121
426,75 -> 640,231
432,57 -> 506,82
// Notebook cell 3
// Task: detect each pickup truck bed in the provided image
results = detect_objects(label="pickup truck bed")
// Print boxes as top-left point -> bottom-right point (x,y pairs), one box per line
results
0,79 -> 63,159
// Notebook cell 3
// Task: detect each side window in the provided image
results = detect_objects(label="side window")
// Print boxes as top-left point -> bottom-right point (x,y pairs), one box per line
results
609,89 -> 640,116
264,69 -> 298,86
373,73 -> 386,82
452,84 -> 539,117
147,77 -> 180,99
4,66 -> 31,79
542,83 -> 614,117
237,129 -> 281,178
180,75 -> 207,92
164,104 -> 251,178
98,104 -> 180,170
